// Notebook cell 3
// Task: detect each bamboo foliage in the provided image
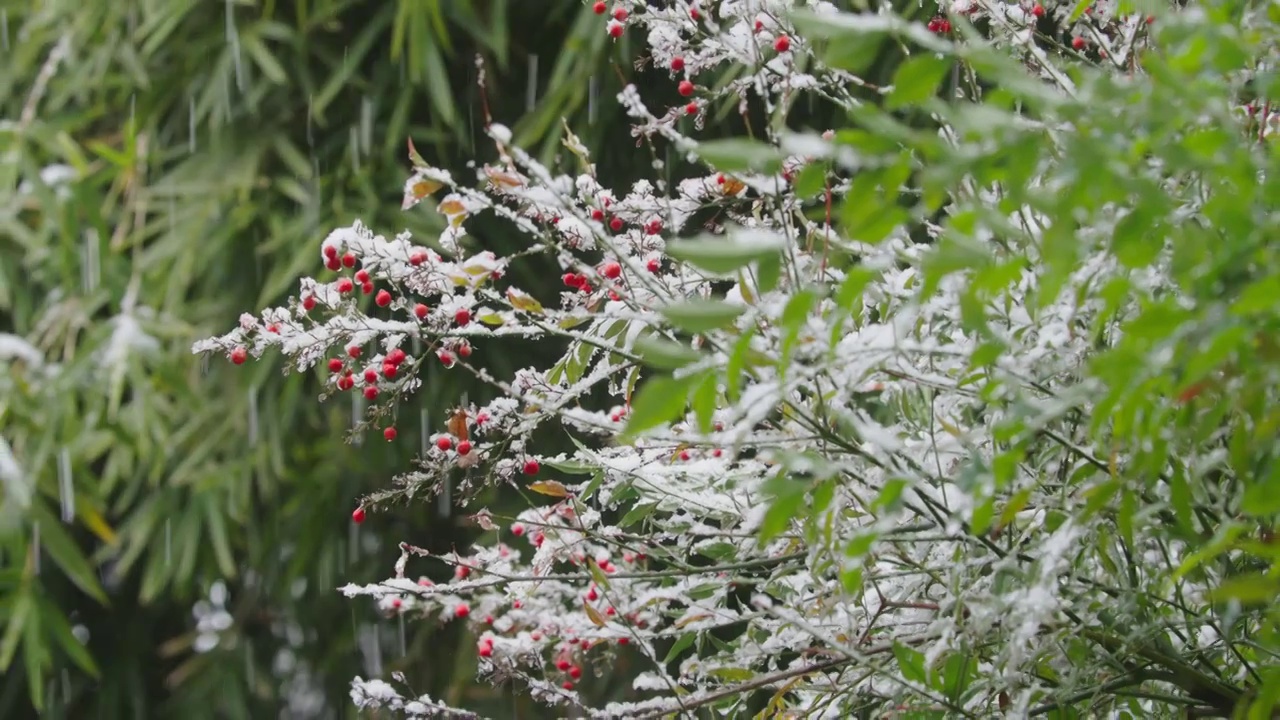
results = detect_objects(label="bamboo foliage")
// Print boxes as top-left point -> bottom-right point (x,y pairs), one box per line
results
0,0 -> 637,715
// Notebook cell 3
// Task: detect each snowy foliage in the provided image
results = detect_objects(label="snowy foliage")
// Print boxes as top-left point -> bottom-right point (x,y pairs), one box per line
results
197,0 -> 1280,717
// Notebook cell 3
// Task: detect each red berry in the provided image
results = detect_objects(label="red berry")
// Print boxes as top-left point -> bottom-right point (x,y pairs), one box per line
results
670,56 -> 685,72
341,253 -> 356,268
382,363 -> 398,379
337,278 -> 355,294
414,303 -> 429,319
592,0 -> 605,13
364,368 -> 378,384
455,565 -> 470,580
619,637 -> 629,645
754,19 -> 764,32
716,173 -> 726,184
352,507 -> 366,524
437,436 -> 454,451
457,341 -> 472,358
608,22 -> 623,38
678,80 -> 694,97
679,450 -> 691,461
475,412 -> 489,425
647,258 -> 661,273
645,219 -> 662,235
591,208 -> 605,221
613,7 -> 627,20
601,261 -> 622,279
355,269 -> 370,283
485,614 -> 494,625
512,523 -> 525,537
230,346 -> 248,365
347,345 -> 361,359
685,101 -> 698,115
454,604 -> 470,619
326,257 -> 342,271
556,659 -> 571,671
522,459 -> 540,476
302,296 -> 317,311
409,251 -> 428,266
1032,4 -> 1044,16
587,587 -> 599,601
455,308 -> 471,326
562,681 -> 574,690
533,532 -> 545,547
1072,36 -> 1085,49
457,440 -> 472,456
605,606 -> 616,616
324,245 -> 339,259
438,350 -> 455,367
361,282 -> 374,295
712,448 -> 723,457
328,358 -> 344,373
386,348 -> 407,365
569,666 -> 582,680
337,373 -> 355,391
609,216 -> 624,232
563,272 -> 580,287
690,7 -> 701,21
774,35 -> 790,53
375,289 -> 392,307
364,386 -> 378,400
384,426 -> 397,441
478,643 -> 492,657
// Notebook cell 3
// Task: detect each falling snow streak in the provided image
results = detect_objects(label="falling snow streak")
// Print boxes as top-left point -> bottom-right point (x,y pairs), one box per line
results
527,54 -> 539,112
589,75 -> 599,124
57,448 -> 73,522
248,385 -> 259,447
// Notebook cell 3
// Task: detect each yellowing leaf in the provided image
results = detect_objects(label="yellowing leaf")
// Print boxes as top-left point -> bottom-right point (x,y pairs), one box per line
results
675,613 -> 711,629
720,176 -> 746,196
402,176 -> 443,210
485,166 -> 524,189
529,480 -> 571,498
407,137 -> 428,168
80,506 -> 118,546
507,288 -> 545,314
584,601 -> 607,627
438,198 -> 466,216
448,409 -> 469,442
478,312 -> 506,326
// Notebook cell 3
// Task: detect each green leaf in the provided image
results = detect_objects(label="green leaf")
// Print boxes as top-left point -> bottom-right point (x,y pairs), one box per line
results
1069,0 -> 1096,22
793,161 -> 830,199
694,139 -> 783,173
661,300 -> 746,334
691,373 -> 719,435
42,602 -> 99,678
0,592 -> 31,671
634,336 -> 702,370
667,230 -> 787,275
893,642 -> 929,685
1208,573 -> 1280,605
622,373 -> 700,438
30,506 -> 107,604
663,632 -> 697,663
887,55 -> 953,109
756,252 -> 782,295
618,502 -> 658,528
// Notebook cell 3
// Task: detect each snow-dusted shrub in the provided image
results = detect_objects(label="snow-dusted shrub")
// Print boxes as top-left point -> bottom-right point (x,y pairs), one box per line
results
197,1 -> 1280,717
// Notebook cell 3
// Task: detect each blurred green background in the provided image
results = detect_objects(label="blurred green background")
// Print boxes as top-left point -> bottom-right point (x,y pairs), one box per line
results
0,0 -> 652,716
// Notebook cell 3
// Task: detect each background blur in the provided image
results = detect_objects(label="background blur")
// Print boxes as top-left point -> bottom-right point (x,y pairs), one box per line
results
0,1 -> 863,717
